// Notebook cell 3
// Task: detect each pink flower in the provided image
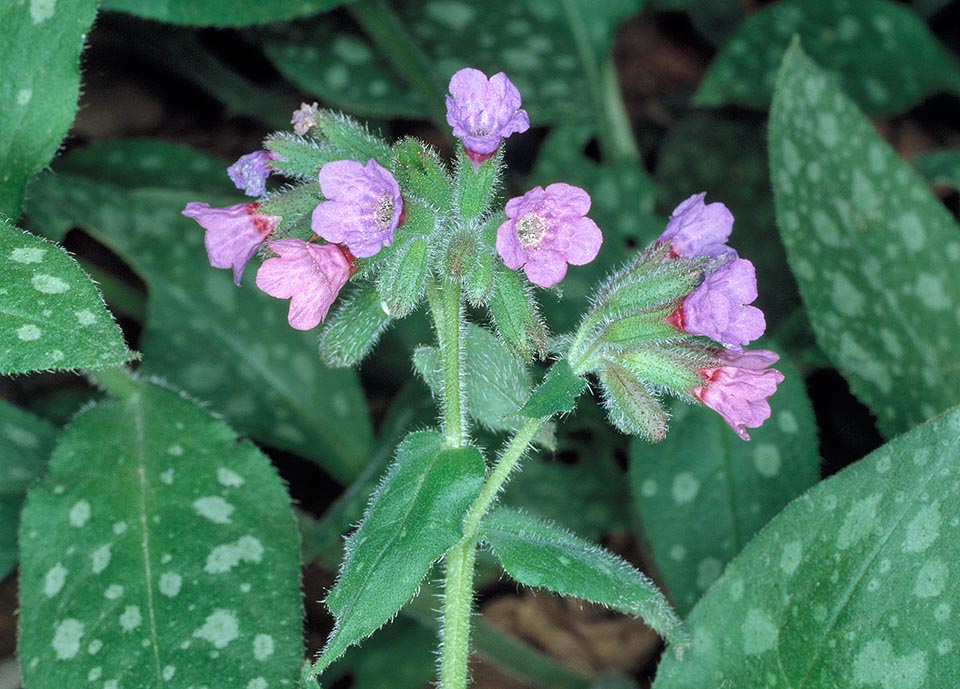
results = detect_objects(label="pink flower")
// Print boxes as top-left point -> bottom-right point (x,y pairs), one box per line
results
496,183 -> 603,288
693,352 -> 784,440
292,101 -> 320,135
658,193 -> 736,259
311,159 -> 403,259
669,258 -> 765,350
181,202 -> 279,285
445,68 -> 530,165
227,151 -> 276,197
255,239 -> 353,330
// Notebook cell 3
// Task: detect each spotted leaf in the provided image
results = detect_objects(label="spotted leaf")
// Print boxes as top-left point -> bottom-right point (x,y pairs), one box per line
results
653,405 -> 960,689
100,0 -> 350,26
18,380 -> 302,689
769,42 -> 960,437
0,221 -> 134,374
629,350 -> 819,615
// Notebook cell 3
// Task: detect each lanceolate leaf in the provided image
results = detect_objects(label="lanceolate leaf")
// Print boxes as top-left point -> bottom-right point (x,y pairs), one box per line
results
482,507 -> 686,650
0,399 -> 57,579
697,0 -> 960,115
0,0 -> 97,219
24,140 -> 373,481
101,0 -> 350,26
0,221 -> 134,374
18,381 -> 303,689
653,405 -> 960,689
769,43 -> 960,437
629,351 -> 819,615
315,432 -> 485,673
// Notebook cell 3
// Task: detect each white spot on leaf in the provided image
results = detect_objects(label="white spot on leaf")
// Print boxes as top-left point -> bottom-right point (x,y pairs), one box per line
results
253,634 -> 274,661
52,619 -> 84,659
192,609 -> 239,649
193,496 -> 234,524
44,563 -> 67,597
69,500 -> 91,527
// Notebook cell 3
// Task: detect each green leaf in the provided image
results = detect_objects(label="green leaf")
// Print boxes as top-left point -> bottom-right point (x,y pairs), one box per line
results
326,616 -> 436,689
315,431 -> 485,673
629,351 -> 819,615
696,0 -> 960,115
0,0 -> 97,219
18,380 -> 302,689
652,405 -> 960,689
656,111 -> 799,329
482,507 -> 686,650
520,360 -> 587,419
24,140 -> 374,482
914,150 -> 960,191
101,0 -> 349,26
0,399 -> 57,579
259,0 -> 639,123
769,43 -> 960,437
0,221 -> 134,374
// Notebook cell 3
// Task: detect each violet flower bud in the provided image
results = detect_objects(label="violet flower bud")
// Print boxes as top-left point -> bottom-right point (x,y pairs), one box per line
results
311,159 -> 404,259
181,202 -> 279,285
227,151 -> 276,197
255,239 -> 354,331
496,183 -> 603,288
658,192 -> 736,260
669,258 -> 766,350
692,353 -> 784,440
445,68 -> 530,166
291,102 -> 320,136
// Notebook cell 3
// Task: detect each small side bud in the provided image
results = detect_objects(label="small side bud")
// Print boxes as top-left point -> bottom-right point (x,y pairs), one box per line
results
392,137 -> 454,213
377,237 -> 429,318
598,362 -> 668,441
487,267 -> 547,361
319,283 -> 393,367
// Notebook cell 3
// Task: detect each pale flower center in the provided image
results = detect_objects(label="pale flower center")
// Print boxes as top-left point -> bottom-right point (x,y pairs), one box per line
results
516,211 -> 547,249
374,193 -> 395,230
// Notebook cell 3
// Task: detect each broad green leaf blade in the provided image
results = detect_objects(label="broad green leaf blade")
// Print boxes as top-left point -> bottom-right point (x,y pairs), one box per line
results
325,616 -> 436,689
101,0 -> 349,26
24,140 -> 373,482
769,43 -> 960,437
482,507 -> 686,650
0,221 -> 134,374
629,351 -> 819,615
0,399 -> 57,579
18,381 -> 303,689
0,0 -> 97,219
259,0 -> 639,124
656,111 -> 799,329
697,0 -> 960,115
316,432 -> 485,673
653,405 -> 960,689
519,360 -> 587,419
914,150 -> 960,191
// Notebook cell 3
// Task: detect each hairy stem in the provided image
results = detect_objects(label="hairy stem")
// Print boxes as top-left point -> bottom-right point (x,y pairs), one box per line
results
427,277 -> 466,448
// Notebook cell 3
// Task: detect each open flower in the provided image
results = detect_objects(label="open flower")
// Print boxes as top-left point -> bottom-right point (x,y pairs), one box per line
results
668,258 -> 765,350
255,239 -> 353,330
445,68 -> 530,165
181,202 -> 279,284
227,151 -> 276,197
292,101 -> 320,135
496,183 -> 602,288
692,351 -> 784,440
658,193 -> 736,260
311,159 -> 403,258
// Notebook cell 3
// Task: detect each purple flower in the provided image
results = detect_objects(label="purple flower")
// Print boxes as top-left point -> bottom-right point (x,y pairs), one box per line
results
693,357 -> 784,440
311,159 -> 403,259
181,202 -> 279,285
496,183 -> 603,288
255,239 -> 353,330
227,151 -> 276,197
715,348 -> 780,370
445,68 -> 530,165
292,101 -> 320,135
669,258 -> 765,350
658,193 -> 735,259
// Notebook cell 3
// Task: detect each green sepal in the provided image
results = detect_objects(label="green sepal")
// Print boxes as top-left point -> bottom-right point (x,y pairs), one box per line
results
456,147 -> 501,221
604,310 -> 678,346
487,267 -> 547,361
599,253 -> 705,319
392,137 -> 453,213
463,216 -> 500,306
377,238 -> 429,318
319,283 -> 393,367
618,348 -> 704,394
598,361 -> 667,441
519,360 -> 587,419
259,183 -> 322,237
317,111 -> 392,166
264,132 -> 341,182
